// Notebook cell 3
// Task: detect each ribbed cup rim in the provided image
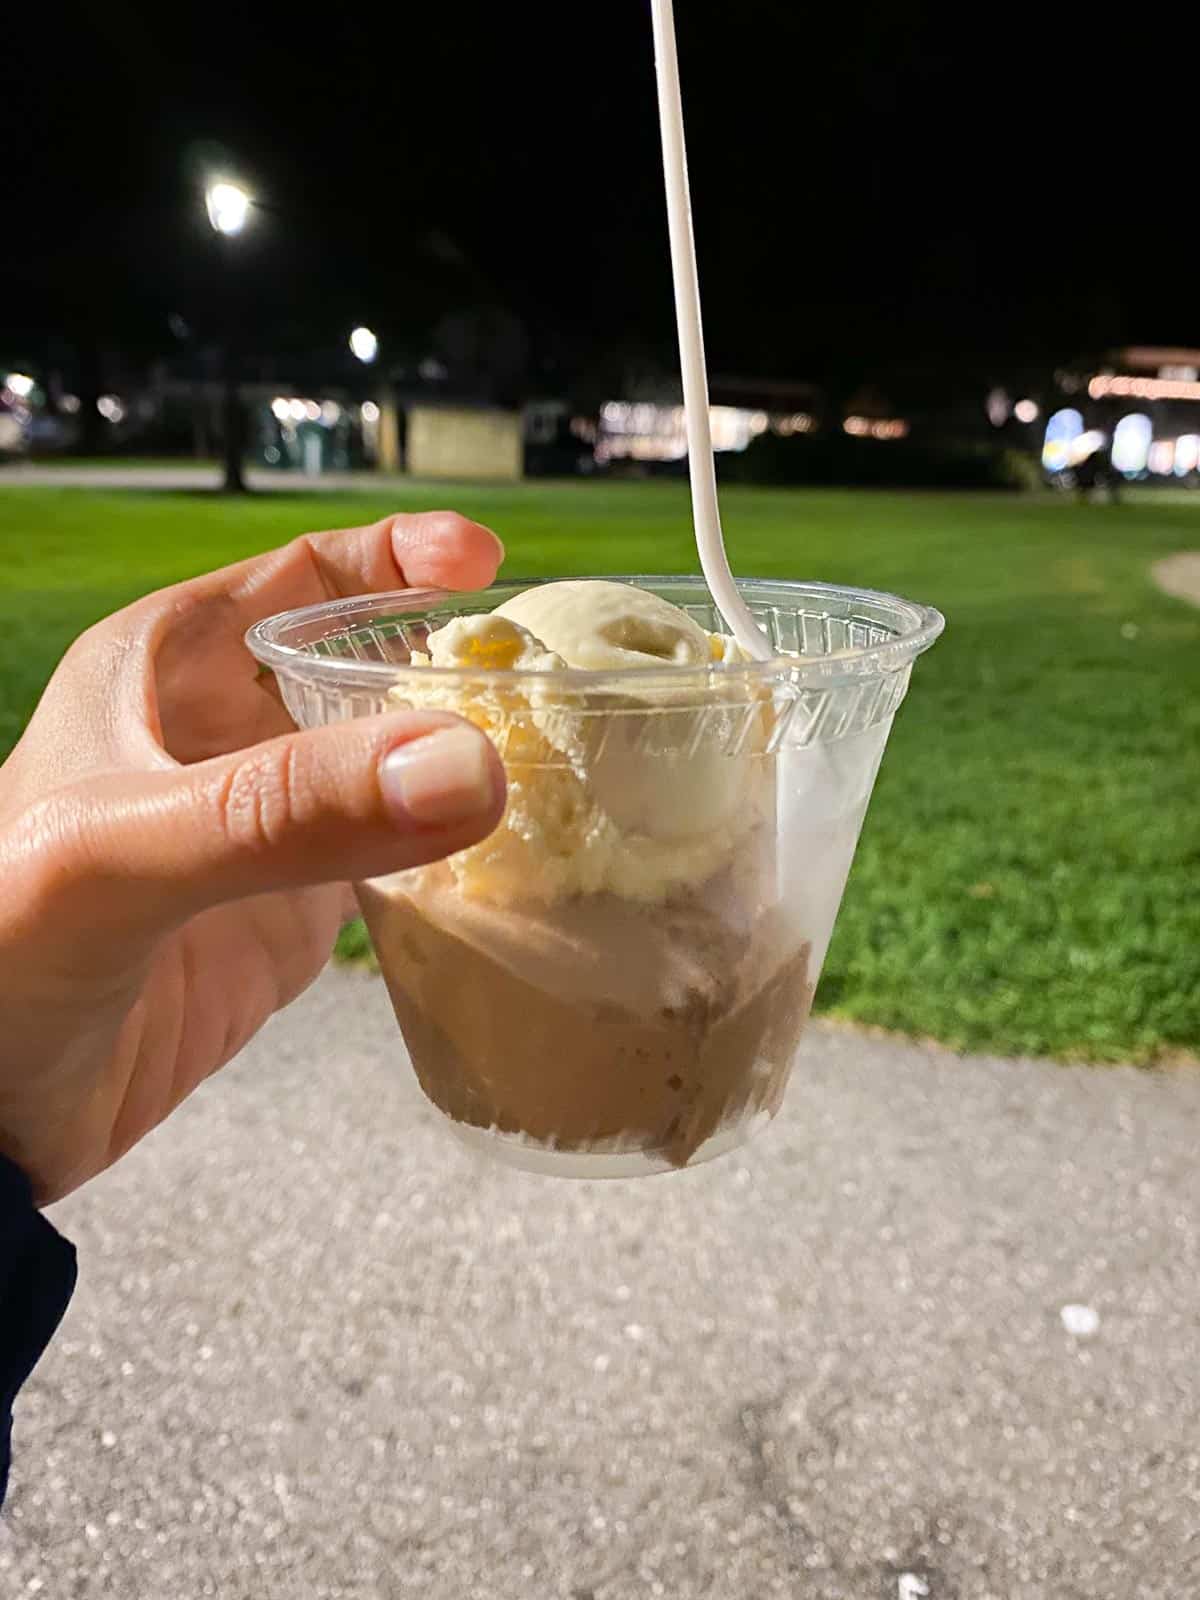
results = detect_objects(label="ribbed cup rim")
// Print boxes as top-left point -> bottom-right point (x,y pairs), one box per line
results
245,575 -> 945,692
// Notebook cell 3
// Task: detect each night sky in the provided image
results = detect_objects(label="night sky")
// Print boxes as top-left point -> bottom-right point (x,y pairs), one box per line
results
5,0 -> 1197,390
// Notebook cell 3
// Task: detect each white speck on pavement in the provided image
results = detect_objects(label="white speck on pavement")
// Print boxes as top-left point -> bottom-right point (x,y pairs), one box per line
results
1060,1304 -> 1101,1337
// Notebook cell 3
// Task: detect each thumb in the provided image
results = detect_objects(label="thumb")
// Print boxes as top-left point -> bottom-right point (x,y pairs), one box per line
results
20,712 -> 505,938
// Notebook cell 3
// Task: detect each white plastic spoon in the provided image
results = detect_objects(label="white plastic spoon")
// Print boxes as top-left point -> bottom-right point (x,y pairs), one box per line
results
650,0 -> 774,660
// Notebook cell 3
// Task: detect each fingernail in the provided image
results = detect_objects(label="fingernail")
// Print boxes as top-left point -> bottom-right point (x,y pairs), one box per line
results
380,728 -> 498,826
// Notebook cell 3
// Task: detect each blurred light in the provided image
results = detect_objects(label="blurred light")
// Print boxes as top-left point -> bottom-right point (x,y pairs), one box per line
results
710,407 -> 757,451
1111,413 -> 1152,475
418,357 -> 448,381
349,326 -> 378,364
1148,440 -> 1175,475
844,415 -> 907,440
264,445 -> 281,465
360,400 -> 380,424
303,400 -> 321,422
320,400 -> 341,425
1042,407 -> 1084,473
772,411 -> 814,436
96,394 -> 125,424
205,181 -> 250,237
1089,373 -> 1200,402
1068,429 -> 1106,466
270,397 -> 291,422
4,373 -> 34,399
598,399 -> 773,457
1158,364 -> 1198,382
287,399 -> 307,422
1014,398 -> 1039,423
59,393 -> 81,414
985,387 -> 1010,427
1174,434 -> 1199,474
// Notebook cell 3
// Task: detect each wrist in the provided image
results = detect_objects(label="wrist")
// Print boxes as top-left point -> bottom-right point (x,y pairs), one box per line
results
0,1150 -> 78,1505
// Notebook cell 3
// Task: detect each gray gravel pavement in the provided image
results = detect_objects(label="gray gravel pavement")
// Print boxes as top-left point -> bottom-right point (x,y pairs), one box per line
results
3,968 -> 1199,1599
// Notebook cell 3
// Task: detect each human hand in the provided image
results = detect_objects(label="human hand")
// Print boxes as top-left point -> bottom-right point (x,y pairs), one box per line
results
0,512 -> 506,1203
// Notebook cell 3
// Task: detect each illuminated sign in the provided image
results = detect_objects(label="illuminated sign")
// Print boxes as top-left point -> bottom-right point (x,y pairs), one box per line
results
1089,374 -> 1200,402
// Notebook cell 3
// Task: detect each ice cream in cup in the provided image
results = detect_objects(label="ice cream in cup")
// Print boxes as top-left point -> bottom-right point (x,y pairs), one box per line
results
247,575 -> 942,1176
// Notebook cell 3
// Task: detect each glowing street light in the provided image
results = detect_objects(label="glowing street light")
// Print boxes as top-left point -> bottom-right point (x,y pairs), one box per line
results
349,326 -> 378,364
4,373 -> 35,399
205,180 -> 251,237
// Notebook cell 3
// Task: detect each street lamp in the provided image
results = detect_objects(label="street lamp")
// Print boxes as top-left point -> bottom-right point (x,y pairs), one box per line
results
349,326 -> 378,364
204,177 -> 252,491
205,180 -> 251,237
348,328 -> 399,471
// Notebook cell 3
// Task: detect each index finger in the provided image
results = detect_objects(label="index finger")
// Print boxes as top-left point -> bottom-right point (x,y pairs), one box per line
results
163,510 -> 505,634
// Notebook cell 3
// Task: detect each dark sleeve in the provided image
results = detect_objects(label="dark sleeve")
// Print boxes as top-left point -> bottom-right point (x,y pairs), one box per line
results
0,1154 -> 77,1508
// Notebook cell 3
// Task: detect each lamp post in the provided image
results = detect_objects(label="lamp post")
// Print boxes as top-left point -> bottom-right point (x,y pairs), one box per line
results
350,326 -> 400,472
205,178 -> 251,493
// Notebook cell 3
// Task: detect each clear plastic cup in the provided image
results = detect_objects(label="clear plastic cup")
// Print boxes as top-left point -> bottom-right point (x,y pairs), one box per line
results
247,577 -> 943,1178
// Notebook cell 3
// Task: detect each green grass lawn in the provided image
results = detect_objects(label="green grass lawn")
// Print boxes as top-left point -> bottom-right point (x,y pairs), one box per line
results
2,479 -> 1198,1061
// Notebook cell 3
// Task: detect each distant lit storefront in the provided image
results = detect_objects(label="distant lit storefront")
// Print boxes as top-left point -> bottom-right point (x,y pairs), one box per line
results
589,376 -> 908,466
260,395 -> 356,474
594,400 -> 812,464
1042,347 -> 1200,483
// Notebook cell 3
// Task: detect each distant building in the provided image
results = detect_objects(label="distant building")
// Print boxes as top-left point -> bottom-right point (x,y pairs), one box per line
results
406,405 -> 523,481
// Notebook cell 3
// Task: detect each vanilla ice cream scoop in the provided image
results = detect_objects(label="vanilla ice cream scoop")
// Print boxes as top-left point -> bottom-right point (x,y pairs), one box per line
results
494,580 -> 762,842
395,580 -> 771,900
495,580 -> 717,670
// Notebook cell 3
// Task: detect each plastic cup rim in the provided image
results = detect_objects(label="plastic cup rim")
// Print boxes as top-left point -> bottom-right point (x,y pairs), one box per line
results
245,574 -> 945,692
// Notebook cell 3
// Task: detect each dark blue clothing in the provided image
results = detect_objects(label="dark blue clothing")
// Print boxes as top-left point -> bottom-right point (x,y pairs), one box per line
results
0,1155 -> 77,1507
